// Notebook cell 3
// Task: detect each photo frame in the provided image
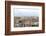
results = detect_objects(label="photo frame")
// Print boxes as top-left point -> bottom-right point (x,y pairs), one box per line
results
5,1 -> 45,35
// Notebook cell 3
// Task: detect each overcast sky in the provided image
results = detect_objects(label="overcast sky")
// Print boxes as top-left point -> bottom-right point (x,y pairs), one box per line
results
13,8 -> 39,17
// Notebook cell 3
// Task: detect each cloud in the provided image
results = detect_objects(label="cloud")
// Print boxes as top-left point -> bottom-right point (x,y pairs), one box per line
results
14,8 -> 39,16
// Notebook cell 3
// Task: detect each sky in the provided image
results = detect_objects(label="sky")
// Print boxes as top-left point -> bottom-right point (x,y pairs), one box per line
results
13,8 -> 39,17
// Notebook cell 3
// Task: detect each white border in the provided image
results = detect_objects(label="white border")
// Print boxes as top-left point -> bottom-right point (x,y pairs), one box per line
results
11,5 -> 42,31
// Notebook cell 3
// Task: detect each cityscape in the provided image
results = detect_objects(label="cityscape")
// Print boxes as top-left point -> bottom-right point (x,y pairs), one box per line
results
14,8 -> 39,27
14,16 -> 39,27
